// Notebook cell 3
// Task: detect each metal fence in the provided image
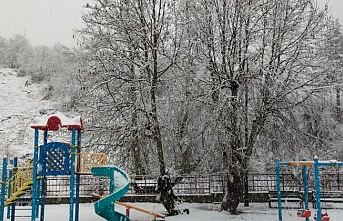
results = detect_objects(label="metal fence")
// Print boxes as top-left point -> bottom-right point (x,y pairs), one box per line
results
2,172 -> 343,197
40,171 -> 343,197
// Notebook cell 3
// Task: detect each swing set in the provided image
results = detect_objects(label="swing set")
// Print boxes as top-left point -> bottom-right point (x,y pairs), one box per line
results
275,157 -> 342,221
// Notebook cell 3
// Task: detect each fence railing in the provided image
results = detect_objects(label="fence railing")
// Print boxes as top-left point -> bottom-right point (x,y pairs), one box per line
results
3,171 -> 343,197
40,171 -> 343,197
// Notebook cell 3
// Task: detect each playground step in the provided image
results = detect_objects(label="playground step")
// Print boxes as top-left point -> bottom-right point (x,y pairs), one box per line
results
22,185 -> 32,190
15,187 -> 31,197
8,207 -> 32,219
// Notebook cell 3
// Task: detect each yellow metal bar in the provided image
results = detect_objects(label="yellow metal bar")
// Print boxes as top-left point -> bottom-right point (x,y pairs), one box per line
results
2,159 -> 35,207
289,161 -> 314,166
7,159 -> 33,193
5,179 -> 33,207
115,201 -> 165,219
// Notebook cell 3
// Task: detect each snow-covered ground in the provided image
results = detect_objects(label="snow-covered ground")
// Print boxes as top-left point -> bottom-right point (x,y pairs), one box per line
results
8,202 -> 343,221
0,68 -> 57,159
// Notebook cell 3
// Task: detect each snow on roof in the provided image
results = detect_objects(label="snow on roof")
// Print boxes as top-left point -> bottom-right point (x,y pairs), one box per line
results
31,112 -> 83,131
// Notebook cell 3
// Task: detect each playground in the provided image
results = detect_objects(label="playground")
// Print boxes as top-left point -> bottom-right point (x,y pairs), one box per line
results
0,113 -> 168,221
1,112 -> 343,221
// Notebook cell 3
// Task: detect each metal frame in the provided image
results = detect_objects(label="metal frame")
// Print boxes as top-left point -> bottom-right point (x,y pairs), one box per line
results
276,157 -> 343,221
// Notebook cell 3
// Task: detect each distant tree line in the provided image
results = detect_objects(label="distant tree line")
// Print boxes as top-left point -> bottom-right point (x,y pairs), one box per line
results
0,34 -> 79,107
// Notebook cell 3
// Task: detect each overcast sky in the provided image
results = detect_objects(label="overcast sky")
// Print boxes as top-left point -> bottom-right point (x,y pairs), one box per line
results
0,0 -> 88,47
0,0 -> 342,47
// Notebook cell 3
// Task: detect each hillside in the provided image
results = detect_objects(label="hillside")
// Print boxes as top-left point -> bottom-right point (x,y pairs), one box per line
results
0,68 -> 57,159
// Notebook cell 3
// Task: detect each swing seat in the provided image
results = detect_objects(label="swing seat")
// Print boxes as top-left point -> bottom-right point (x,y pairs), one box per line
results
322,215 -> 330,221
314,213 -> 330,221
297,209 -> 311,218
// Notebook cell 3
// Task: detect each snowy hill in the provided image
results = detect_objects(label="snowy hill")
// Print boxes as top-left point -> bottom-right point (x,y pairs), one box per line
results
0,68 -> 57,159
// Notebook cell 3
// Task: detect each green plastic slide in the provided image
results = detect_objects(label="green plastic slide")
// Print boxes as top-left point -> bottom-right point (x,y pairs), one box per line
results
91,166 -> 130,221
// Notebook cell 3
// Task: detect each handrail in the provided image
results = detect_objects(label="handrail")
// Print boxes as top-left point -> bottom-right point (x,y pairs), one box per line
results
5,159 -> 34,206
7,159 -> 33,195
5,180 -> 33,206
115,201 -> 165,220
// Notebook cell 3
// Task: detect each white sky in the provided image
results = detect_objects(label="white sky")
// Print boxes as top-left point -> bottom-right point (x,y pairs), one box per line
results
317,0 -> 343,25
0,0 -> 342,47
0,0 -> 88,47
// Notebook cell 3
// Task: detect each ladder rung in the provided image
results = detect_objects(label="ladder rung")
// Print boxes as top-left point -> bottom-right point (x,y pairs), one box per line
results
14,208 -> 31,211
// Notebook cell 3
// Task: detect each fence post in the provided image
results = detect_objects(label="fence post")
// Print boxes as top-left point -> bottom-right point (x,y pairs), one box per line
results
338,171 -> 340,190
208,175 -> 213,193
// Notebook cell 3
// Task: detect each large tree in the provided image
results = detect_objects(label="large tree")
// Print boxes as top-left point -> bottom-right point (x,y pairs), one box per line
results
76,0 -> 182,175
187,0 -> 329,214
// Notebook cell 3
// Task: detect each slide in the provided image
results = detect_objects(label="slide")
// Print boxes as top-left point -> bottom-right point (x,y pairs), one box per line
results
91,166 -> 130,221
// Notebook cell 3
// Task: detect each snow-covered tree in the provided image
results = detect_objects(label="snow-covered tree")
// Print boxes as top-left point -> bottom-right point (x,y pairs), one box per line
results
185,0 -> 330,214
4,34 -> 31,69
76,0 -> 185,175
73,0 -> 343,215
0,37 -> 8,65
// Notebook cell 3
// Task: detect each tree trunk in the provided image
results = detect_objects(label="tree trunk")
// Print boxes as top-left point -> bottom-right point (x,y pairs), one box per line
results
221,167 -> 243,214
221,81 -> 244,215
243,173 -> 249,207
151,0 -> 165,175
130,82 -> 145,175
129,48 -> 145,175
336,87 -> 341,123
150,48 -> 165,175
177,110 -> 192,174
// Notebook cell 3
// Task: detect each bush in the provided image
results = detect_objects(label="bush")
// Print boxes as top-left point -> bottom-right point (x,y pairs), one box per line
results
31,73 -> 45,83
17,69 -> 27,77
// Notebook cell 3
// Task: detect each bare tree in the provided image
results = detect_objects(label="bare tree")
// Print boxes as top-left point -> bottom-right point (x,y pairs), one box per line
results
187,0 -> 328,214
76,0 -> 182,175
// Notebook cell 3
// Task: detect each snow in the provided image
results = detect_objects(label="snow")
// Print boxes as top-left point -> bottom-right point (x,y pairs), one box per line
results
0,68 -> 57,158
114,171 -> 130,189
31,112 -> 83,130
7,202 -> 343,221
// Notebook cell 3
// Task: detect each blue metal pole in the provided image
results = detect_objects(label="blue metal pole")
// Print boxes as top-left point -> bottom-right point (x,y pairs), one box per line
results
69,128 -> 76,221
43,131 -> 47,145
6,158 -> 14,219
314,157 -> 321,221
31,129 -> 39,221
39,131 -> 48,221
0,156 -> 8,221
6,170 -> 12,220
36,178 -> 40,218
11,158 -> 17,220
276,159 -> 282,221
75,130 -> 81,221
302,159 -> 309,221
39,178 -> 46,221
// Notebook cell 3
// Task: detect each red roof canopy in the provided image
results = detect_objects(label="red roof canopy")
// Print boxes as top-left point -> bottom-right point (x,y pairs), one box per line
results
31,112 -> 83,131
